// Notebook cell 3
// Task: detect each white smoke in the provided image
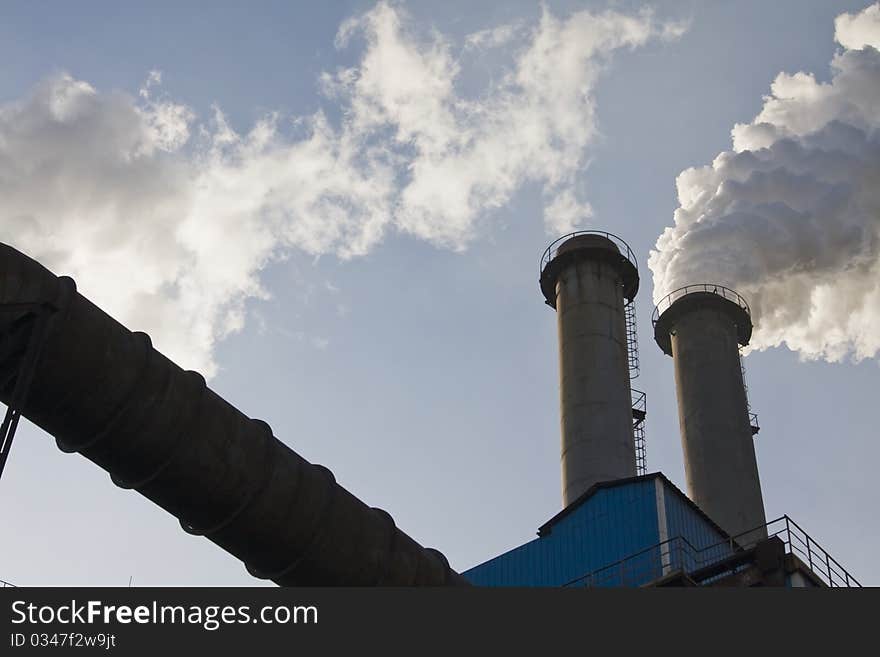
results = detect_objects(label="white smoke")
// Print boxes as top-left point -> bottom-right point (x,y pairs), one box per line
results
0,2 -> 681,377
649,3 -> 880,363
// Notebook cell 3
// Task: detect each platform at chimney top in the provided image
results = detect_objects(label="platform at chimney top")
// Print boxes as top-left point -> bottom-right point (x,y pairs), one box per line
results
539,231 -> 639,308
652,284 -> 752,356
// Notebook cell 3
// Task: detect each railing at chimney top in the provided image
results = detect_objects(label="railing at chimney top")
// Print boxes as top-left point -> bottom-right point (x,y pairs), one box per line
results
651,283 -> 750,326
651,283 -> 760,436
540,230 -> 638,278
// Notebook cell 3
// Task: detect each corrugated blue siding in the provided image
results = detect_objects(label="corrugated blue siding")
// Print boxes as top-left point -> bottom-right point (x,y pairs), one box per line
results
464,479 -> 660,586
464,474 -> 742,587
662,486 -> 733,573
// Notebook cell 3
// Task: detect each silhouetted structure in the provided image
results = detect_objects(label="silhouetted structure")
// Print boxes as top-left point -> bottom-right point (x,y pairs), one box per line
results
0,243 -> 466,586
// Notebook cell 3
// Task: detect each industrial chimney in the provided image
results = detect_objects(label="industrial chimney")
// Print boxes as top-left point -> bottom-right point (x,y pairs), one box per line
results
652,285 -> 766,543
540,232 -> 639,507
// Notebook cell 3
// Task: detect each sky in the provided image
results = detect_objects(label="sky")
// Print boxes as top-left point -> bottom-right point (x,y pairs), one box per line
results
1,0 -> 878,586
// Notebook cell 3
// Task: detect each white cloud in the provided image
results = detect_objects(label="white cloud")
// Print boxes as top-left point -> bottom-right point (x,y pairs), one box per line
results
329,3 -> 680,247
464,21 -> 524,50
649,3 -> 880,363
543,189 -> 594,235
835,2 -> 880,50
0,1 -> 682,376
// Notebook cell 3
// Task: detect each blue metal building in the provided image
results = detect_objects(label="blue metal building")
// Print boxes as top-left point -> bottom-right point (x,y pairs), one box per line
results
463,473 -> 734,587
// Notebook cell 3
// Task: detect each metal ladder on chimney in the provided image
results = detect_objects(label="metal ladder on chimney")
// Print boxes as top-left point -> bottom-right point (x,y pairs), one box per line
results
631,389 -> 647,476
625,300 -> 640,379
739,347 -> 760,436
626,300 -> 647,475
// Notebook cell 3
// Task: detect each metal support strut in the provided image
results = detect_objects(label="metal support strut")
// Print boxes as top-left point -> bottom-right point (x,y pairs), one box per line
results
0,302 -> 57,484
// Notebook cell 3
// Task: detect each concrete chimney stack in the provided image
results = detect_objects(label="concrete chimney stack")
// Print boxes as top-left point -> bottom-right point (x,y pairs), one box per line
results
540,232 -> 639,507
652,285 -> 766,542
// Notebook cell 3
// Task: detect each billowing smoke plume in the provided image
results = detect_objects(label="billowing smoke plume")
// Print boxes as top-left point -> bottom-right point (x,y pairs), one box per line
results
0,2 -> 681,376
650,3 -> 880,363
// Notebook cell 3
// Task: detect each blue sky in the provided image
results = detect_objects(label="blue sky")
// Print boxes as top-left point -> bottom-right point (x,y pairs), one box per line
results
1,0 -> 878,586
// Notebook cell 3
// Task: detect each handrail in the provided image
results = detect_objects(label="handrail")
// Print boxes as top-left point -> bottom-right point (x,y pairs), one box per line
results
778,515 -> 859,587
652,284 -> 750,325
563,528 -> 725,588
540,230 -> 638,277
0,578 -> 14,587
564,515 -> 860,588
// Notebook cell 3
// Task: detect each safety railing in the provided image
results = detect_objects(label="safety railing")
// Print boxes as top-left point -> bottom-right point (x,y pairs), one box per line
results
1,578 -> 15,588
540,230 -> 638,278
563,515 -> 860,588
768,516 -> 860,587
563,532 -> 734,588
652,284 -> 750,326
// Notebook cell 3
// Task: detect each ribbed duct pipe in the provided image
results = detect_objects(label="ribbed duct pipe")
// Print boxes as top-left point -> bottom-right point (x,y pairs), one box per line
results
653,285 -> 766,543
540,232 -> 639,507
0,243 -> 467,586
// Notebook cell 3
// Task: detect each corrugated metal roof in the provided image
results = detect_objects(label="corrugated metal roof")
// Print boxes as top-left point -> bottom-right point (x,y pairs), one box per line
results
464,472 -> 732,587
537,472 -> 730,540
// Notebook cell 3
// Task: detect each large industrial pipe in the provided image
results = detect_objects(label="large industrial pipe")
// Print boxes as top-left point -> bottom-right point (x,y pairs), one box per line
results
540,232 -> 639,506
653,285 -> 766,542
0,242 -> 467,586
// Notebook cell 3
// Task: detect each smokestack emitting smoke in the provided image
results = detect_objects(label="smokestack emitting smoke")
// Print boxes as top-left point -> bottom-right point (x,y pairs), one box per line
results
540,232 -> 639,506
649,3 -> 880,364
653,286 -> 767,541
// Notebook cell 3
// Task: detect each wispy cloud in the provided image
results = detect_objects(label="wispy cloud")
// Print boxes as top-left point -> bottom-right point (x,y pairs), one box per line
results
0,1 -> 682,376
464,21 -> 525,50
